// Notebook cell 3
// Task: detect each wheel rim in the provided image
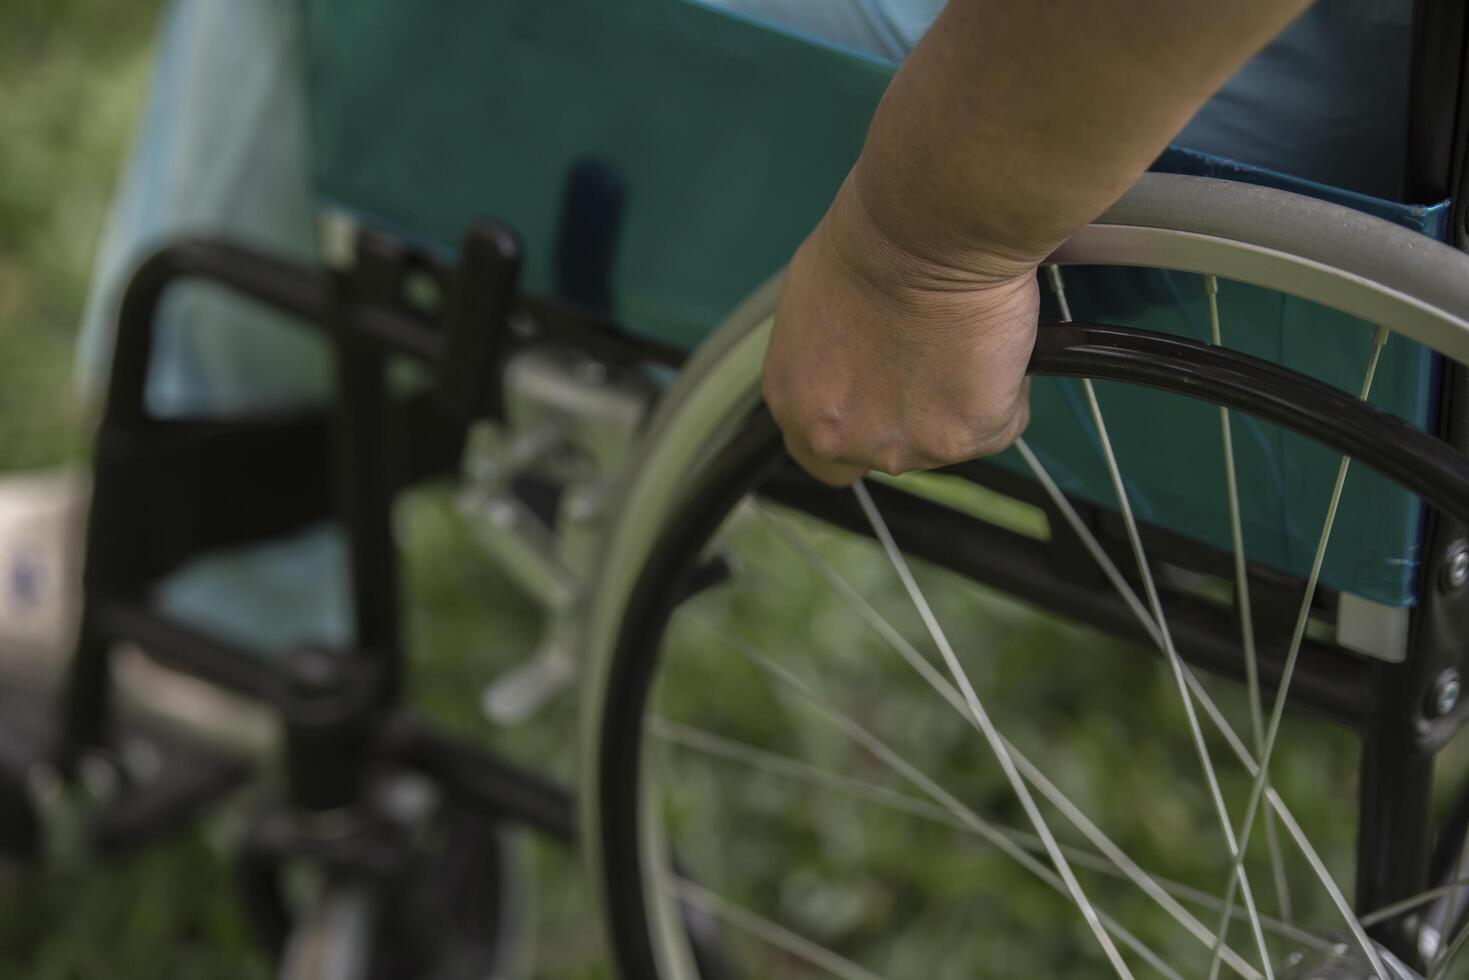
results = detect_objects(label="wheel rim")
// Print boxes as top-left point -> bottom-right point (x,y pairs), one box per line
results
581,176 -> 1469,980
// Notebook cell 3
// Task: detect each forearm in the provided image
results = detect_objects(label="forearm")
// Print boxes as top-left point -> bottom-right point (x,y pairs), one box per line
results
766,0 -> 1315,483
849,0 -> 1313,280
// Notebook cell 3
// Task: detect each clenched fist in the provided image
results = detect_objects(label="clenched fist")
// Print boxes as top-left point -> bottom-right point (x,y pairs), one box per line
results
762,176 -> 1038,486
755,0 -> 1313,487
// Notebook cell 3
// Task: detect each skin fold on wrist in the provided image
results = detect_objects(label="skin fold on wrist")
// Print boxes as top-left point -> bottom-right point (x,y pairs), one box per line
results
823,168 -> 1041,309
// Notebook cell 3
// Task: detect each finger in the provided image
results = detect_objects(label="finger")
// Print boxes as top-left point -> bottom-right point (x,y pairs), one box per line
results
962,376 -> 1033,460
986,376 -> 1033,455
784,432 -> 865,487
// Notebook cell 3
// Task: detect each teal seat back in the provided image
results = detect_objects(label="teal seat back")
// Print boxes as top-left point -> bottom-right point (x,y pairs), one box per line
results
302,0 -> 888,347
302,0 -> 1450,607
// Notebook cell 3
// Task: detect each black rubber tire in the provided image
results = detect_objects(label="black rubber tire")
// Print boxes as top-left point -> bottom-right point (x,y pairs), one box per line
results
368,806 -> 515,980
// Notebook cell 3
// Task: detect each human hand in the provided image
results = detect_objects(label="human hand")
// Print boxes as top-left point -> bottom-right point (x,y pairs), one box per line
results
762,177 -> 1038,487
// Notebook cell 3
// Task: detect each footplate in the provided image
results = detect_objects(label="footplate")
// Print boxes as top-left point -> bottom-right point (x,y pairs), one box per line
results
0,667 -> 250,860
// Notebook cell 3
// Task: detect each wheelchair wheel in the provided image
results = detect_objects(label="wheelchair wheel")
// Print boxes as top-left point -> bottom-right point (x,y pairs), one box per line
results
582,174 -> 1469,979
243,798 -> 527,980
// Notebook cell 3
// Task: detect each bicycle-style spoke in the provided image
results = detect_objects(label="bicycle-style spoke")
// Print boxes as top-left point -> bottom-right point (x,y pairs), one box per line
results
651,716 -> 1129,881
650,714 -> 1328,957
679,609 -> 1187,980
1445,885 -> 1466,970
1362,875 -> 1469,930
1206,274 -> 1295,926
1206,274 -> 1265,752
1205,324 -> 1392,980
1013,440 -> 1385,978
751,502 -> 1291,970
1430,917 -> 1469,980
1047,265 -> 1276,978
1178,664 -> 1387,972
1015,438 -> 1164,651
656,875 -> 887,980
647,269 -> 1418,978
852,478 -> 1138,979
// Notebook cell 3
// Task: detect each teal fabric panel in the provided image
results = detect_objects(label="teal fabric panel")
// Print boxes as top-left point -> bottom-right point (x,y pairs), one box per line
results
302,0 -> 889,349
703,0 -> 1418,201
994,269 -> 1436,608
155,524 -> 351,656
301,0 -> 1442,605
80,0 -> 329,417
978,145 -> 1447,608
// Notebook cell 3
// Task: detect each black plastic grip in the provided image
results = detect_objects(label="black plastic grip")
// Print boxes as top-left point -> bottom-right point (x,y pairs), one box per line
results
437,222 -> 522,422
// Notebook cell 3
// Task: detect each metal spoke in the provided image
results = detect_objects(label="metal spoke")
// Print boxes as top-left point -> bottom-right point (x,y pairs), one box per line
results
651,715 -> 1121,876
1048,265 -> 1276,978
1179,663 -> 1384,971
1205,324 -> 1392,980
1207,274 -> 1295,924
1446,885 -> 1466,970
751,502 -> 1281,972
1429,915 -> 1469,980
682,610 -> 1184,980
1019,436 -> 1382,967
650,714 -> 1328,956
1015,437 -> 1166,652
1362,875 -> 1469,929
1014,440 -> 1386,978
852,478 -> 1136,979
652,715 -> 974,827
656,874 -> 886,980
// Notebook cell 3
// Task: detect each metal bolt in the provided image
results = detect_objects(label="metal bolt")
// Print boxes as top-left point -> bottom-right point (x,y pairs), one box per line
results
1432,670 -> 1462,717
1443,541 -> 1469,591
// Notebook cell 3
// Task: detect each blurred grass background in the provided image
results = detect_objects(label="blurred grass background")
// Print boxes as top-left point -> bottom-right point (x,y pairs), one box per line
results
0,1 -> 1445,978
0,0 -> 156,470
0,4 -> 267,978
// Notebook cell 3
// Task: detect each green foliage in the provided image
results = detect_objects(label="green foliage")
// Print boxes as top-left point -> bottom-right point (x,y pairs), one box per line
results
649,507 -> 1366,978
0,3 -> 272,977
0,832 -> 264,980
0,0 -> 163,472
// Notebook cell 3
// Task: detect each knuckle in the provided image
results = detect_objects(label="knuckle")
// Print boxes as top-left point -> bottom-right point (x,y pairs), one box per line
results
971,402 -> 1030,456
870,443 -> 911,477
1000,402 -> 1031,447
803,414 -> 848,463
973,399 -> 1018,436
913,427 -> 979,466
908,397 -> 1028,466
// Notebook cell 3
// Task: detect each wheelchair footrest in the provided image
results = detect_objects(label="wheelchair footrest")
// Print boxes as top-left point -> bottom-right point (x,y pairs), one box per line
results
86,719 -> 252,855
0,667 -> 251,859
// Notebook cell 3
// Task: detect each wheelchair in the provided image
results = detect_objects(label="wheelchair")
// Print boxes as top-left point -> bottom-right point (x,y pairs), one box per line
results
12,1 -> 1469,978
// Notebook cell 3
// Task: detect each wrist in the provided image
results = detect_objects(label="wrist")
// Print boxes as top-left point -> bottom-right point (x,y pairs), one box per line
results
819,171 -> 1038,306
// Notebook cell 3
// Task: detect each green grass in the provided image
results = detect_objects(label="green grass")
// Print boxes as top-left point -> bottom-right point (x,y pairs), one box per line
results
0,0 -> 161,471
0,3 -> 276,977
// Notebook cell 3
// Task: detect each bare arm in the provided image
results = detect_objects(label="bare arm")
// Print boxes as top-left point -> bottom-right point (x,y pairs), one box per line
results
764,0 -> 1313,484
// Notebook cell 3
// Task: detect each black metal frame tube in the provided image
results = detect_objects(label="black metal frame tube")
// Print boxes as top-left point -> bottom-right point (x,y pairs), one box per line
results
383,720 -> 576,844
61,238 -> 441,771
327,238 -> 405,706
59,234 -> 595,841
763,471 -> 1378,728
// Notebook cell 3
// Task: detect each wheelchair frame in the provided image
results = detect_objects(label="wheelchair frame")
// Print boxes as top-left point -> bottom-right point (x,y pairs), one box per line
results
12,0 -> 1469,973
